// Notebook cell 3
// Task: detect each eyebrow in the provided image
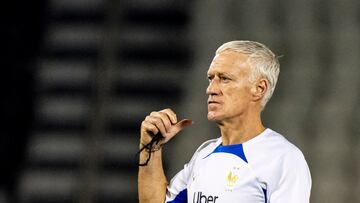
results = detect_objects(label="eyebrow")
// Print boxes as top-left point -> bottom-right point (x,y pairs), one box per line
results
219,72 -> 234,78
207,71 -> 235,78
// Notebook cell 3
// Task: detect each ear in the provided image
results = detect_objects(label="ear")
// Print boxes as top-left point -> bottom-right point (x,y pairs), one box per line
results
251,78 -> 268,102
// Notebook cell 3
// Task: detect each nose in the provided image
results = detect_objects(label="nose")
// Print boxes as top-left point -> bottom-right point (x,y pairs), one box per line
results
206,78 -> 221,96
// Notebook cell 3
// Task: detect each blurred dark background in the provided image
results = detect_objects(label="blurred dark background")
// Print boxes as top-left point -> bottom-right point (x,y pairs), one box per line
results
0,0 -> 359,203
1,1 -> 45,202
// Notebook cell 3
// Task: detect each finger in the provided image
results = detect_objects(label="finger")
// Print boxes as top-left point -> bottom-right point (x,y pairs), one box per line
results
160,108 -> 177,124
150,111 -> 172,133
141,120 -> 159,136
146,116 -> 167,137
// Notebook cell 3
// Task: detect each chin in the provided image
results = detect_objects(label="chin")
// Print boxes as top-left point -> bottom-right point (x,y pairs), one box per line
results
207,113 -> 222,122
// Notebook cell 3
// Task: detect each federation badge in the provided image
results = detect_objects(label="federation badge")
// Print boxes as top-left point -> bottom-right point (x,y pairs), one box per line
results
226,165 -> 240,191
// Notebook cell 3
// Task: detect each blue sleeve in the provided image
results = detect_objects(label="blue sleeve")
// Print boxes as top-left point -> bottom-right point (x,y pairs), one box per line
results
166,188 -> 188,203
165,162 -> 191,203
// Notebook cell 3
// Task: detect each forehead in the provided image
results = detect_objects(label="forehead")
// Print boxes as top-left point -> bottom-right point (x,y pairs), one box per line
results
207,50 -> 250,75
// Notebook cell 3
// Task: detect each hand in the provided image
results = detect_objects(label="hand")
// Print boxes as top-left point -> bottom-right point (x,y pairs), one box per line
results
140,108 -> 193,147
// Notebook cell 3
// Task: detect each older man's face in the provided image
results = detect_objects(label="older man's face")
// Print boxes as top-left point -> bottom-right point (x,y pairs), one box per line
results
206,50 -> 254,122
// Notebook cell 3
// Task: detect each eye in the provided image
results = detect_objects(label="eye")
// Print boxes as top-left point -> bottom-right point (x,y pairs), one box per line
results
207,75 -> 214,82
220,76 -> 231,82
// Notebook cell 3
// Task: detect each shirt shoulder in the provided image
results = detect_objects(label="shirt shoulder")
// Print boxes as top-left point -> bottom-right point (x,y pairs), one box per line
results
191,138 -> 221,160
244,128 -> 305,162
244,129 -> 311,194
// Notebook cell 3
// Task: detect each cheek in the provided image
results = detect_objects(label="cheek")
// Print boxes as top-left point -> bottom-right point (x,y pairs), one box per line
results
225,86 -> 252,105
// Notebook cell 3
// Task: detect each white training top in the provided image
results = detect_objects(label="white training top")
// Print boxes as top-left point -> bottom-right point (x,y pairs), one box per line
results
165,128 -> 311,203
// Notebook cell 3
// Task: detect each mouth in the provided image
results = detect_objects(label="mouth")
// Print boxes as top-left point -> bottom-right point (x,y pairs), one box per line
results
208,100 -> 220,104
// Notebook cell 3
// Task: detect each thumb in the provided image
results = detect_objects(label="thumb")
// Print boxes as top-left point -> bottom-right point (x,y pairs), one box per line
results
173,119 -> 193,132
163,119 -> 193,143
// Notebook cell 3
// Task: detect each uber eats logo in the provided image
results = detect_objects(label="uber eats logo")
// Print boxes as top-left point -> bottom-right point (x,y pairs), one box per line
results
193,192 -> 219,203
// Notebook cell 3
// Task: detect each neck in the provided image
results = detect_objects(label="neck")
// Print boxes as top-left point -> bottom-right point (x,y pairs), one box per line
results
218,111 -> 265,145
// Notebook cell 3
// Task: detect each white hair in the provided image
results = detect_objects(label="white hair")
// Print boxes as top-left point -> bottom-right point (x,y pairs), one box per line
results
216,40 -> 280,109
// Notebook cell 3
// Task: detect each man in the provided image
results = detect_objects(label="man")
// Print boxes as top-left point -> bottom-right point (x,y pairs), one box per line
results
138,40 -> 312,203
